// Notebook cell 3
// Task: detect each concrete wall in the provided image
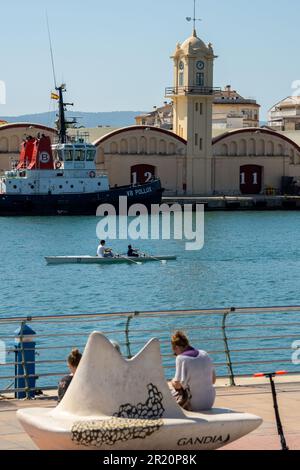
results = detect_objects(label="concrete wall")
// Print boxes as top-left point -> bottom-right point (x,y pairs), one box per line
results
95,127 -> 187,195
104,154 -> 185,194
213,156 -> 290,193
212,129 -> 300,194
95,127 -> 300,196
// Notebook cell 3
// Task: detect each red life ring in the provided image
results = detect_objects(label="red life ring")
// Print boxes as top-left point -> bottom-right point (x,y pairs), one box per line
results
89,171 -> 96,178
55,161 -> 62,169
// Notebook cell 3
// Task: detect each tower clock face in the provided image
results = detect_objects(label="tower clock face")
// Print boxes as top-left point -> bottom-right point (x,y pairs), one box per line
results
196,60 -> 205,70
179,61 -> 184,70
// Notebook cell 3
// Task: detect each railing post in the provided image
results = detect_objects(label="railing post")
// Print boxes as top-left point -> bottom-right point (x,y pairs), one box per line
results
14,321 -> 36,399
125,312 -> 139,359
222,308 -> 236,387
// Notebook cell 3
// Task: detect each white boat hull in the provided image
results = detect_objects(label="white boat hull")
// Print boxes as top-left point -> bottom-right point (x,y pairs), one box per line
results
45,255 -> 177,265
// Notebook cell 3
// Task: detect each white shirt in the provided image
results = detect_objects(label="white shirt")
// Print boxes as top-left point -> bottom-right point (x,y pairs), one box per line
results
97,245 -> 105,257
174,350 -> 216,411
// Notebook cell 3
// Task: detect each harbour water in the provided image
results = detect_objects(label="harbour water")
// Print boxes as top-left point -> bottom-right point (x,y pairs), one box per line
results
1,211 -> 300,315
0,211 -> 300,388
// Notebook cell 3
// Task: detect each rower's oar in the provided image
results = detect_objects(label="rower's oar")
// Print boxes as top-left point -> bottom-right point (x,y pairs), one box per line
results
139,251 -> 167,264
115,253 -> 142,265
125,256 -> 142,266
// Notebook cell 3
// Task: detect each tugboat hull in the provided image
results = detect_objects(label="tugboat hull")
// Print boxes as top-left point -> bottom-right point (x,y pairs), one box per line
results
0,179 -> 163,216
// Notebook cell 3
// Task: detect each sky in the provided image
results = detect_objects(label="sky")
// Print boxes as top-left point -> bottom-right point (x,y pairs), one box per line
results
1,0 -> 300,120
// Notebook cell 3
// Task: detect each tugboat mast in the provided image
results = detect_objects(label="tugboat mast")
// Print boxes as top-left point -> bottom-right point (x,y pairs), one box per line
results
56,84 -> 74,143
47,16 -> 75,144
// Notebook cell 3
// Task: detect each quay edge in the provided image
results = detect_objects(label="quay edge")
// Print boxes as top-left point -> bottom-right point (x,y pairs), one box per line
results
162,195 -> 300,211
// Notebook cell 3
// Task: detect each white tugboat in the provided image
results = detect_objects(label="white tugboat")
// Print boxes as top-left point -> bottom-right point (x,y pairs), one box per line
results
0,85 -> 163,215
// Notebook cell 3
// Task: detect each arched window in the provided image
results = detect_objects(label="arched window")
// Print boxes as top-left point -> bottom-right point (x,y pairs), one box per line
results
96,147 -> 105,165
149,137 -> 157,154
277,144 -> 284,156
120,139 -> 128,154
129,137 -> 137,154
289,148 -> 295,164
159,140 -> 167,154
110,142 -> 118,154
248,138 -> 256,156
10,135 -> 20,152
239,139 -> 247,156
229,141 -> 237,156
221,143 -> 228,156
168,142 -> 176,154
0,137 -> 8,152
257,139 -> 265,156
267,141 -> 274,156
139,136 -> 147,154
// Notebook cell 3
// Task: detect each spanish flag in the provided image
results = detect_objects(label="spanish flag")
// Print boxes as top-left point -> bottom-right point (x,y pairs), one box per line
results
51,92 -> 59,100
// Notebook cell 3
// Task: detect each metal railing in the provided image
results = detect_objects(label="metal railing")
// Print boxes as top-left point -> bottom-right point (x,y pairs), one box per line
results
0,305 -> 300,398
165,86 -> 221,96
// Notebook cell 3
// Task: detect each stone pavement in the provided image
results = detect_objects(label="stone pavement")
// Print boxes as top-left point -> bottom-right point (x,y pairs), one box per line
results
217,381 -> 300,450
0,378 -> 299,450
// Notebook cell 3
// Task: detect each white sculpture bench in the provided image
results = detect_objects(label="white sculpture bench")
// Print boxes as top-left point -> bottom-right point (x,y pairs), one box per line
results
17,332 -> 262,450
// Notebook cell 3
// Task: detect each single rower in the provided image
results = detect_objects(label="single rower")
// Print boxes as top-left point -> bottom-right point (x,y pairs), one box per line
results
127,245 -> 139,257
97,240 -> 114,258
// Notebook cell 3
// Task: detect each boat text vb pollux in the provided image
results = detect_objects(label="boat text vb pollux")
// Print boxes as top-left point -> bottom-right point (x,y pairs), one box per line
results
0,85 -> 163,215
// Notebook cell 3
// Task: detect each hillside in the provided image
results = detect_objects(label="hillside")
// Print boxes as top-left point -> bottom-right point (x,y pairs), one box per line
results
0,111 -> 146,128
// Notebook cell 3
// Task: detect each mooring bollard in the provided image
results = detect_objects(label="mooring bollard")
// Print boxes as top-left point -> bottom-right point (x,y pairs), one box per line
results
14,323 -> 36,399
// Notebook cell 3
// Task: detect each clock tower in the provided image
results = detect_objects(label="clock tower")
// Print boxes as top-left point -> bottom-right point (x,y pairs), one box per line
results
166,28 -> 217,194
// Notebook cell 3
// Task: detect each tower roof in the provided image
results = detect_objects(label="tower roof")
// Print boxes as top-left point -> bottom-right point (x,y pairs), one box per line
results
180,29 -> 211,54
173,29 -> 214,58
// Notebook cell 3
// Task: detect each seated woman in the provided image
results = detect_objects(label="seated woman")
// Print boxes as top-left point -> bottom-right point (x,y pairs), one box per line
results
170,331 -> 216,411
57,348 -> 82,404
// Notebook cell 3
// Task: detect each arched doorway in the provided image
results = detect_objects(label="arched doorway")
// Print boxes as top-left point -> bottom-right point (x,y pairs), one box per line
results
240,165 -> 263,194
131,164 -> 156,184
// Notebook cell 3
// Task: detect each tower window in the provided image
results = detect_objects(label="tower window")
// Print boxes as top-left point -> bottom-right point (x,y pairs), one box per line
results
195,133 -> 198,146
200,138 -> 203,150
179,72 -> 184,87
200,103 -> 203,115
196,73 -> 204,86
195,102 -> 199,112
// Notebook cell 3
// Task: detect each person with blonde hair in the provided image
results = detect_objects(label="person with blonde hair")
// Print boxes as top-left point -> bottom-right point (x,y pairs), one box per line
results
170,331 -> 216,411
57,348 -> 82,403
